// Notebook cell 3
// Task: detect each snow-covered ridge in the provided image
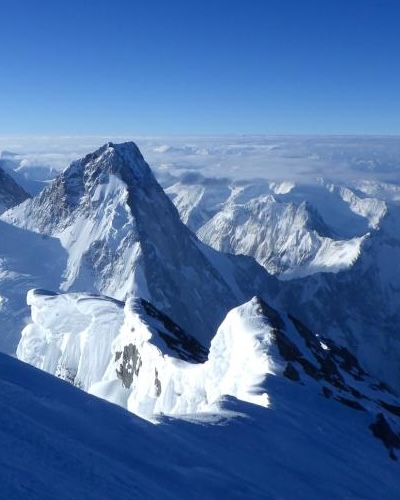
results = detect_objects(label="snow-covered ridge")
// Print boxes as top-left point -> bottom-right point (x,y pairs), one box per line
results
19,289 -> 400,461
18,290 -> 271,419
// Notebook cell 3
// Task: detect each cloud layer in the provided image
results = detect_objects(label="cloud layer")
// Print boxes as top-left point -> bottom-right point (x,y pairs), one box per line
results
1,135 -> 400,186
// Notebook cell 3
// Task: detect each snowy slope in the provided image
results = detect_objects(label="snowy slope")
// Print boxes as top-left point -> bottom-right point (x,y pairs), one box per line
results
11,291 -> 400,498
2,142 -> 276,349
3,348 -> 400,500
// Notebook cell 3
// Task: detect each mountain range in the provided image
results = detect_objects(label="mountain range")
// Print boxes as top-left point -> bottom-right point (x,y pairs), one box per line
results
166,172 -> 400,389
1,141 -> 400,497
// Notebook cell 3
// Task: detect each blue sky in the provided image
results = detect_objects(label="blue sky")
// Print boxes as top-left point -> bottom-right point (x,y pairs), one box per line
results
1,0 -> 399,134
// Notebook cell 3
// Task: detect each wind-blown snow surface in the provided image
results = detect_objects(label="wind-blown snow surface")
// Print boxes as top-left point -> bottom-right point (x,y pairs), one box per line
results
2,350 -> 400,500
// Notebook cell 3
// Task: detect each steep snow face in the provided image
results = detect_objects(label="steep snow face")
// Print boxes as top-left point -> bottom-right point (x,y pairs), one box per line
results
0,165 -> 30,214
3,142 -> 276,346
19,290 -> 400,462
18,289 -> 207,394
18,290 -> 125,389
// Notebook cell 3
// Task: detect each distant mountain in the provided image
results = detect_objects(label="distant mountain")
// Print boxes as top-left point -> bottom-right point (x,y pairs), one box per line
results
0,165 -> 30,213
277,206 -> 400,390
166,177 -> 385,278
0,151 -> 54,195
2,142 -> 277,349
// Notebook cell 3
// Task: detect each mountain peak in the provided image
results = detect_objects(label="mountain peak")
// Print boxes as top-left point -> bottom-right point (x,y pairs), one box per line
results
2,142 -> 269,347
76,141 -> 151,184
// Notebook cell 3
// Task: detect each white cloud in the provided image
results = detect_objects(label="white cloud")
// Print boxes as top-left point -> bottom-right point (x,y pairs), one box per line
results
1,134 -> 399,185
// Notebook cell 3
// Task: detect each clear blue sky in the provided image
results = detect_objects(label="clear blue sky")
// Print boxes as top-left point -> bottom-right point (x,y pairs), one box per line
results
1,0 -> 399,134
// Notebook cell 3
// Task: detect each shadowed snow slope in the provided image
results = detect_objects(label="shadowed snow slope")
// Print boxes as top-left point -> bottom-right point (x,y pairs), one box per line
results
6,298 -> 400,498
2,142 -> 276,349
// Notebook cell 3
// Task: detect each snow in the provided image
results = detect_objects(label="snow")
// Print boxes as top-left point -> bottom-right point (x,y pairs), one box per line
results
175,178 -> 370,278
0,221 -> 67,353
18,292 -> 271,420
1,350 -> 399,500
1,142 -> 284,355
5,293 -> 400,498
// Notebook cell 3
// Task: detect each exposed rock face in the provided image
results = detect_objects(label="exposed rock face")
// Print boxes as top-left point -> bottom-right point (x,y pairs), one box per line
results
115,343 -> 142,389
